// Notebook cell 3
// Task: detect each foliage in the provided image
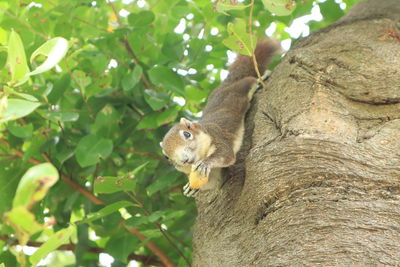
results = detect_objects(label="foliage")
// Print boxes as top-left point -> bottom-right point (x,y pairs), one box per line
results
0,0 -> 361,266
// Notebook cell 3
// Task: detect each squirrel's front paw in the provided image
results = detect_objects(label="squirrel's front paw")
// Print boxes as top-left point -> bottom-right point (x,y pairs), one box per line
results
183,183 -> 199,197
193,161 -> 211,177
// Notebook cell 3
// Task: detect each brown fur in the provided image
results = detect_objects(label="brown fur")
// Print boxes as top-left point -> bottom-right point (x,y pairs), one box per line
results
161,40 -> 279,188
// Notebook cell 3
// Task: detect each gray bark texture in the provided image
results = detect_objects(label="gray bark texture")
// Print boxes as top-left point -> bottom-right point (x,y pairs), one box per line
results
192,0 -> 400,266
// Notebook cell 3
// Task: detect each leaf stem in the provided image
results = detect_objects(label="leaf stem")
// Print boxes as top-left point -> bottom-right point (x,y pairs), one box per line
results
248,0 -> 264,87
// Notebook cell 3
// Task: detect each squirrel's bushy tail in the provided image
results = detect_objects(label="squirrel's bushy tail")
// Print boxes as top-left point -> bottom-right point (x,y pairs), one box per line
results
222,39 -> 280,86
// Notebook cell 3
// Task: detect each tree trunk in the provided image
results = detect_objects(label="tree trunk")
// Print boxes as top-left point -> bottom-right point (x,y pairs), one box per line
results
192,0 -> 400,265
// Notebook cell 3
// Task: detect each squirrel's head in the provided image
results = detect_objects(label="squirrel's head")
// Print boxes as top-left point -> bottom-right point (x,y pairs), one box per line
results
160,118 -> 211,167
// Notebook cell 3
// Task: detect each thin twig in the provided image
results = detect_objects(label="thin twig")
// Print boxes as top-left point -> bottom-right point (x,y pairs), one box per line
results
60,174 -> 105,205
0,155 -> 19,162
107,1 -> 123,26
74,16 -> 108,33
122,222 -> 176,267
120,38 -> 154,89
0,153 -> 15,157
126,192 -> 191,265
106,1 -> 154,89
248,0 -> 265,87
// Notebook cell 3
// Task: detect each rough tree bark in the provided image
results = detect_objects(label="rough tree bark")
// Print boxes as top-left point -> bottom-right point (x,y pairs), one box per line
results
192,0 -> 400,265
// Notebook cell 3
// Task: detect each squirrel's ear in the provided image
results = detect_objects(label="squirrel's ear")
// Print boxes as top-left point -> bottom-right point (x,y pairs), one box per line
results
159,142 -> 163,148
180,118 -> 192,129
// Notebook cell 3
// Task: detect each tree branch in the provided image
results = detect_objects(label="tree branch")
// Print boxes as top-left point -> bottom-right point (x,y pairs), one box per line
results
122,222 -> 176,267
60,174 -> 105,205
126,192 -> 191,265
0,138 -> 105,205
0,235 -> 163,266
0,138 -> 176,266
106,1 -> 154,89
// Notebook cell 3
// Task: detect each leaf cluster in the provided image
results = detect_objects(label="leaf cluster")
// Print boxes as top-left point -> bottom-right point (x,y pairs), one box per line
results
0,0 -> 361,266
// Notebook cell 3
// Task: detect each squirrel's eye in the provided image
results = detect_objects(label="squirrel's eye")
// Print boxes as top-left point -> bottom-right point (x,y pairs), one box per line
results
164,155 -> 169,160
183,131 -> 191,139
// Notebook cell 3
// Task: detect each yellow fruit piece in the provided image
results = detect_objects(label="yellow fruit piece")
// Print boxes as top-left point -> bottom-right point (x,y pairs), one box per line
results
189,171 -> 209,189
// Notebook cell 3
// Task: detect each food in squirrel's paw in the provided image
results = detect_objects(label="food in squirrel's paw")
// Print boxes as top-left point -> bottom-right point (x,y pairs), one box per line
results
189,171 -> 209,189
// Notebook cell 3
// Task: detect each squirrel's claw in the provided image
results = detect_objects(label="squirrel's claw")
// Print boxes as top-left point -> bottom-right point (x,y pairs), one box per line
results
183,183 -> 199,197
193,161 -> 211,177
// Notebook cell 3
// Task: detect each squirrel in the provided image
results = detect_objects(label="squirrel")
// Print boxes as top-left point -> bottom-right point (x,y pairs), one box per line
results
160,40 -> 279,197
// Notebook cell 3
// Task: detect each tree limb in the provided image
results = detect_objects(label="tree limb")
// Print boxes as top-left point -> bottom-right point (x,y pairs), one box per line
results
122,222 -> 176,267
1,138 -> 176,266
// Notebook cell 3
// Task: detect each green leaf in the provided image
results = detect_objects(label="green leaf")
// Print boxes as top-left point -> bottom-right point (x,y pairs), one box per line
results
121,65 -> 142,91
94,176 -> 136,194
29,37 -> 69,76
148,66 -> 184,95
161,33 -> 185,61
185,86 -> 208,101
72,70 -> 92,92
125,215 -> 150,228
75,135 -> 113,167
136,108 -> 179,129
86,73 -> 112,98
140,229 -> 162,238
94,162 -> 147,194
6,30 -> 29,85
128,10 -> 155,27
144,89 -> 168,111
319,0 -> 345,24
147,210 -> 164,222
7,122 -> 33,138
47,73 -> 71,104
215,1 -> 250,14
4,207 -> 44,245
105,235 -> 138,263
91,105 -> 120,138
40,110 -> 80,122
55,142 -> 75,165
222,18 -> 255,56
0,251 -> 17,267
11,92 -> 38,102
147,173 -> 179,195
0,163 -> 21,216
78,201 -> 133,224
262,0 -> 296,16
131,162 -> 149,174
0,98 -> 41,123
30,226 -> 75,266
12,163 -> 59,208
